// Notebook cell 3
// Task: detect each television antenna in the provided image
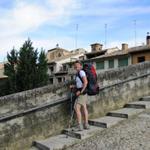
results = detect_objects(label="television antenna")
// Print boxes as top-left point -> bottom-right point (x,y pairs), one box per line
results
105,23 -> 107,48
134,20 -> 137,46
75,24 -> 78,49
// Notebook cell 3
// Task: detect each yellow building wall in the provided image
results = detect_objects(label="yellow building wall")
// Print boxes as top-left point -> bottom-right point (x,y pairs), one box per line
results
47,49 -> 71,62
132,51 -> 150,64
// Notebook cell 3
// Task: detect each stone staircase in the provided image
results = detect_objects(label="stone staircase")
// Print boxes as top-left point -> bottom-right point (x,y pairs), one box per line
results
31,96 -> 150,150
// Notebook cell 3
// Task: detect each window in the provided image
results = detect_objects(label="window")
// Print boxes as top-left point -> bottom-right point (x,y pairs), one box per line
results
58,53 -> 61,57
79,56 -> 84,60
57,77 -> 62,83
108,59 -> 114,68
63,65 -> 68,71
50,67 -> 54,72
137,56 -> 145,63
49,78 -> 53,84
118,57 -> 128,67
69,64 -> 72,68
96,61 -> 104,70
71,76 -> 74,80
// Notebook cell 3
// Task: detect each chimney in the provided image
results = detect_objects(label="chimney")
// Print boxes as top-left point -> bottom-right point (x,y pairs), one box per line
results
91,43 -> 103,52
56,43 -> 59,48
122,43 -> 128,52
146,32 -> 150,46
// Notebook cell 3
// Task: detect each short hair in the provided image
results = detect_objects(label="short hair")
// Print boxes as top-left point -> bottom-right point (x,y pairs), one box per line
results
74,60 -> 82,65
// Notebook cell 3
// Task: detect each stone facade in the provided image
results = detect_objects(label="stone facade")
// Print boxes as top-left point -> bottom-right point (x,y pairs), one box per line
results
91,43 -> 103,52
47,48 -> 86,84
46,47 -> 71,63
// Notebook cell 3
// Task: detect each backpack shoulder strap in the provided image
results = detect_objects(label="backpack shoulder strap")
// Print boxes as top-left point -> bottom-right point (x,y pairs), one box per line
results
76,70 -> 84,83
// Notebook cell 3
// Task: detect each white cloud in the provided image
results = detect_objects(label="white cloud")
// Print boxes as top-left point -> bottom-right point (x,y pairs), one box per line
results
0,0 -> 81,61
0,35 -> 77,62
0,0 -> 80,37
0,0 -> 149,62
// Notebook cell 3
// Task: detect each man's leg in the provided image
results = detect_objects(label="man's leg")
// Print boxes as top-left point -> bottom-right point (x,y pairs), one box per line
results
74,103 -> 82,124
74,103 -> 84,131
82,103 -> 90,129
82,104 -> 88,124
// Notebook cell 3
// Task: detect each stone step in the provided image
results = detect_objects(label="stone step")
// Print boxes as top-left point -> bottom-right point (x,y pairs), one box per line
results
140,96 -> 150,101
33,134 -> 79,150
29,147 -> 39,150
107,108 -> 145,118
63,125 -> 104,139
124,101 -> 150,109
89,116 -> 126,128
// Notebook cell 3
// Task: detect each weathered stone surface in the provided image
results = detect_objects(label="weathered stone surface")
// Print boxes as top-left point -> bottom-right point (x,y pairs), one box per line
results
125,101 -> 150,109
107,108 -> 145,118
0,103 -> 70,150
33,99 -> 150,150
89,116 -> 125,128
140,96 -> 150,101
63,126 -> 104,139
29,147 -> 39,150
0,62 -> 150,150
66,110 -> 150,150
0,83 -> 69,119
138,113 -> 150,118
33,134 -> 79,150
97,61 -> 150,87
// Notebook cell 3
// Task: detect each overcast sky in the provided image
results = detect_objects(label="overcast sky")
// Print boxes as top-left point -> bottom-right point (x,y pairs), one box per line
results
0,0 -> 150,62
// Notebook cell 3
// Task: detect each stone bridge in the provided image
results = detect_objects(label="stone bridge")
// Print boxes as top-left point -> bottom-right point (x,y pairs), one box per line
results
0,62 -> 150,150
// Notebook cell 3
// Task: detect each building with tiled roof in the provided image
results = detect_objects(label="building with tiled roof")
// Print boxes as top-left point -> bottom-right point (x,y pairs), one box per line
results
128,43 -> 150,64
46,45 -> 87,84
47,34 -> 150,84
87,34 -> 150,72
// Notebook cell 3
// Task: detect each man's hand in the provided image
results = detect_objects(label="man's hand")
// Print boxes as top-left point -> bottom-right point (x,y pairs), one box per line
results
76,91 -> 81,96
70,85 -> 75,89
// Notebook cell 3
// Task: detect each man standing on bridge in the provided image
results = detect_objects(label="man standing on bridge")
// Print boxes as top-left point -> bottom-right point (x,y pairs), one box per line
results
70,60 -> 90,131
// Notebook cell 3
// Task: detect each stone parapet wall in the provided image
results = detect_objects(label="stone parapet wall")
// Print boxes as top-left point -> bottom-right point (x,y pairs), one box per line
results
0,62 -> 150,150
98,61 -> 150,87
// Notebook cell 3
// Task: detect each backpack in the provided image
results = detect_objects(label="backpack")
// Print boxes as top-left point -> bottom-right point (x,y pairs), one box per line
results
77,63 -> 99,96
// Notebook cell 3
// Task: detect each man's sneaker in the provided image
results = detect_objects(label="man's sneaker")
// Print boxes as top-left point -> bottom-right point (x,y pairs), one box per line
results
84,123 -> 90,130
72,123 -> 83,132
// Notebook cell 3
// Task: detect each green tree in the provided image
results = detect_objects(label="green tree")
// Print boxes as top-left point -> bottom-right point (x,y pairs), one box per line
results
3,39 -> 49,96
4,48 -> 18,93
0,78 -> 8,96
37,49 -> 49,87
16,39 -> 38,91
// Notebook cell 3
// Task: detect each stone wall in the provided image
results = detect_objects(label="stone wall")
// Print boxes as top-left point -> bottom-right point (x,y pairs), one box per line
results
0,83 -> 68,117
0,62 -> 150,150
97,61 -> 150,87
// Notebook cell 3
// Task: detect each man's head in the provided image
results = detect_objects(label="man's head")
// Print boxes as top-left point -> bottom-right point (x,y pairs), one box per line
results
74,60 -> 82,72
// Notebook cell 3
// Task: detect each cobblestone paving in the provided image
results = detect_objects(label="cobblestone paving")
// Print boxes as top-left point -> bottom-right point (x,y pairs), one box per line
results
67,110 -> 150,150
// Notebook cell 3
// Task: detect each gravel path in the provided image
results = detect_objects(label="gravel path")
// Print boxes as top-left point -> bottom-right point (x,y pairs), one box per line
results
66,110 -> 150,150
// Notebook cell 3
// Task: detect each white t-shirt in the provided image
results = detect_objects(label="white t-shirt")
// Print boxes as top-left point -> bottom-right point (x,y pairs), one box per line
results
76,70 -> 86,88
